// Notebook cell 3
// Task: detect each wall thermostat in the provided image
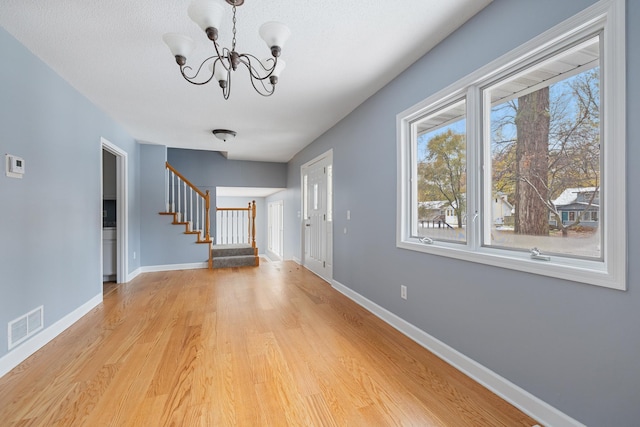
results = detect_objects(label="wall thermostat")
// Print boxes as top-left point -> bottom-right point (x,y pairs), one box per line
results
5,154 -> 25,178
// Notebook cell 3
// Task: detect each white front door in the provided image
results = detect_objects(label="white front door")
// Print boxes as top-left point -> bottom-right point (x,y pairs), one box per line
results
301,151 -> 333,282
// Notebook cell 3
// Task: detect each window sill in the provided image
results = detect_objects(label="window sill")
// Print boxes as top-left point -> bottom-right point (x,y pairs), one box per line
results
397,238 -> 624,290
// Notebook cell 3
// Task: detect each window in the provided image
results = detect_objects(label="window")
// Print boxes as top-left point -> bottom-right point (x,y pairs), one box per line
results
412,99 -> 467,244
397,0 -> 626,290
484,35 -> 601,260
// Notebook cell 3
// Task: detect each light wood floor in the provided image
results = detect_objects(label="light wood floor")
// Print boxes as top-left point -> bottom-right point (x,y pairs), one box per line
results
0,262 -> 539,426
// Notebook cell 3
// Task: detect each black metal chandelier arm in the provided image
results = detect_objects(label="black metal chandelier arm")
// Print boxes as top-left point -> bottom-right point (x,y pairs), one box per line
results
247,69 -> 275,97
238,53 -> 277,81
212,41 -> 232,73
222,65 -> 232,100
180,56 -> 218,85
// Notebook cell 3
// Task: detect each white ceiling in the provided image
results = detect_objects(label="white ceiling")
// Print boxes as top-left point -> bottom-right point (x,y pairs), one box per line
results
0,0 -> 492,162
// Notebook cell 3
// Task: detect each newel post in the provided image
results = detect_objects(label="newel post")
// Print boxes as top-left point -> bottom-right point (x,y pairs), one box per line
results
251,200 -> 257,251
205,190 -> 211,242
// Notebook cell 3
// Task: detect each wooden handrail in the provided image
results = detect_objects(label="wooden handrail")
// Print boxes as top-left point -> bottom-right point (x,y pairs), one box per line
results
251,200 -> 256,250
216,207 -> 251,212
165,162 -> 207,199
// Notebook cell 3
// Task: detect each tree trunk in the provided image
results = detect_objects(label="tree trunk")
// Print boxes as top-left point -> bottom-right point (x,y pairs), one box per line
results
514,88 -> 550,236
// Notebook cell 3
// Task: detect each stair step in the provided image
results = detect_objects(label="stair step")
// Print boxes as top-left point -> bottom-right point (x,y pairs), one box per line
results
212,244 -> 255,258
212,255 -> 257,269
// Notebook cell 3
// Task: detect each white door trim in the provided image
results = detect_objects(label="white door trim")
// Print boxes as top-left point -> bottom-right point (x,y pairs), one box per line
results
101,138 -> 128,284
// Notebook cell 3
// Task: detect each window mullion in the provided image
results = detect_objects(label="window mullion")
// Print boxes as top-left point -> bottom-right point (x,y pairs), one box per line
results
466,86 -> 481,251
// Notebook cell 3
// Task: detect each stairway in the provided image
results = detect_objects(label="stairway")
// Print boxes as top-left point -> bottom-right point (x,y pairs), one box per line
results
211,244 -> 259,268
162,162 -> 259,270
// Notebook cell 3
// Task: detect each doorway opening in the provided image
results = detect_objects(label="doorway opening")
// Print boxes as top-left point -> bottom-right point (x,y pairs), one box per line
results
101,138 -> 128,284
268,200 -> 284,260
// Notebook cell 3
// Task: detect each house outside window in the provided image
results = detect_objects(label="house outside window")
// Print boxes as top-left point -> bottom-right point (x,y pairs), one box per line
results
397,0 -> 626,290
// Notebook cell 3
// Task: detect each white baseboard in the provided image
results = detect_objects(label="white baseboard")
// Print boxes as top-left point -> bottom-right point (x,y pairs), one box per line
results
126,267 -> 141,282
291,257 -> 302,265
138,262 -> 208,274
264,250 -> 283,262
0,293 -> 103,378
125,262 -> 207,282
331,279 -> 584,427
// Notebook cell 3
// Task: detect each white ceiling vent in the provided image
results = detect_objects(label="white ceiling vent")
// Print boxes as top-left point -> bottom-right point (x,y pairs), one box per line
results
8,306 -> 43,350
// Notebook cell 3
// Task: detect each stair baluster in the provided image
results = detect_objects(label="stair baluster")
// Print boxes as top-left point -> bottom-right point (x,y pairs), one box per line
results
189,187 -> 193,230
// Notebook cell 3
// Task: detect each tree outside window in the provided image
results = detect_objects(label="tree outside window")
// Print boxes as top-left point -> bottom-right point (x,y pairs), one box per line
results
486,36 -> 601,259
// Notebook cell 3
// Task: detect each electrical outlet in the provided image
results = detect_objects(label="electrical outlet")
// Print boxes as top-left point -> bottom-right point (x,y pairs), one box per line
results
133,251 -> 136,260
401,285 -> 407,300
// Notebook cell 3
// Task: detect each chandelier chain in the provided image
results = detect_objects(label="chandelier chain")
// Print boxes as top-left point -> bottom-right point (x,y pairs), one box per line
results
231,5 -> 237,52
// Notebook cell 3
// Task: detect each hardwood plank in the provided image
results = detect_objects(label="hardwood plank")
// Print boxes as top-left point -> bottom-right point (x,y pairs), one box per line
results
0,262 -> 540,426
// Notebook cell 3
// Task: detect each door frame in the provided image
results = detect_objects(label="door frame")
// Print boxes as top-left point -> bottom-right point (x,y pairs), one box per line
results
300,149 -> 333,282
101,137 -> 128,284
267,199 -> 284,260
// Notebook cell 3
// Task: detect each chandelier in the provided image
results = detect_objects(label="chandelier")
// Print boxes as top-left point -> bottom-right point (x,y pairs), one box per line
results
163,0 -> 290,99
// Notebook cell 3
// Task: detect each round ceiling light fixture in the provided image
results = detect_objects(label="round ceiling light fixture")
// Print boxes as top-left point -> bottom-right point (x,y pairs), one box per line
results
212,129 -> 237,142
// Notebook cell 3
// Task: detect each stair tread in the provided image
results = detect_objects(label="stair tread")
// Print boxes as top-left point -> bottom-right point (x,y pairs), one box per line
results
214,255 -> 256,260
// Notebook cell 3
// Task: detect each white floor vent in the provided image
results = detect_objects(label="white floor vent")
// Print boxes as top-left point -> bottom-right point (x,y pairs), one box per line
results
8,306 -> 43,350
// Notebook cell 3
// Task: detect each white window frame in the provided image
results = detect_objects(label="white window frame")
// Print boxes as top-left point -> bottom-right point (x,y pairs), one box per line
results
397,0 -> 626,290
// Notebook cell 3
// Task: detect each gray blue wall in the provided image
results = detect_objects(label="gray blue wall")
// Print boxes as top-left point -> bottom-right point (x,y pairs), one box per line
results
167,148 -> 287,191
0,28 -> 140,360
283,1 -> 639,425
139,144 -> 207,267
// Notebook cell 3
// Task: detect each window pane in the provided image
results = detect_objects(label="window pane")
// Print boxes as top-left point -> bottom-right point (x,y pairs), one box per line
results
413,99 -> 467,243
485,35 -> 601,259
303,174 -> 308,218
313,183 -> 319,211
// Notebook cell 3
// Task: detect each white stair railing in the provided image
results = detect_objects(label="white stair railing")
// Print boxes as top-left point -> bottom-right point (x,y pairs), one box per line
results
216,201 -> 256,249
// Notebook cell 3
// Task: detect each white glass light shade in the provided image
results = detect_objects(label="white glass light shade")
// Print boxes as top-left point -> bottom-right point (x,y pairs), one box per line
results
259,21 -> 291,49
162,33 -> 195,58
212,130 -> 236,141
188,0 -> 225,31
